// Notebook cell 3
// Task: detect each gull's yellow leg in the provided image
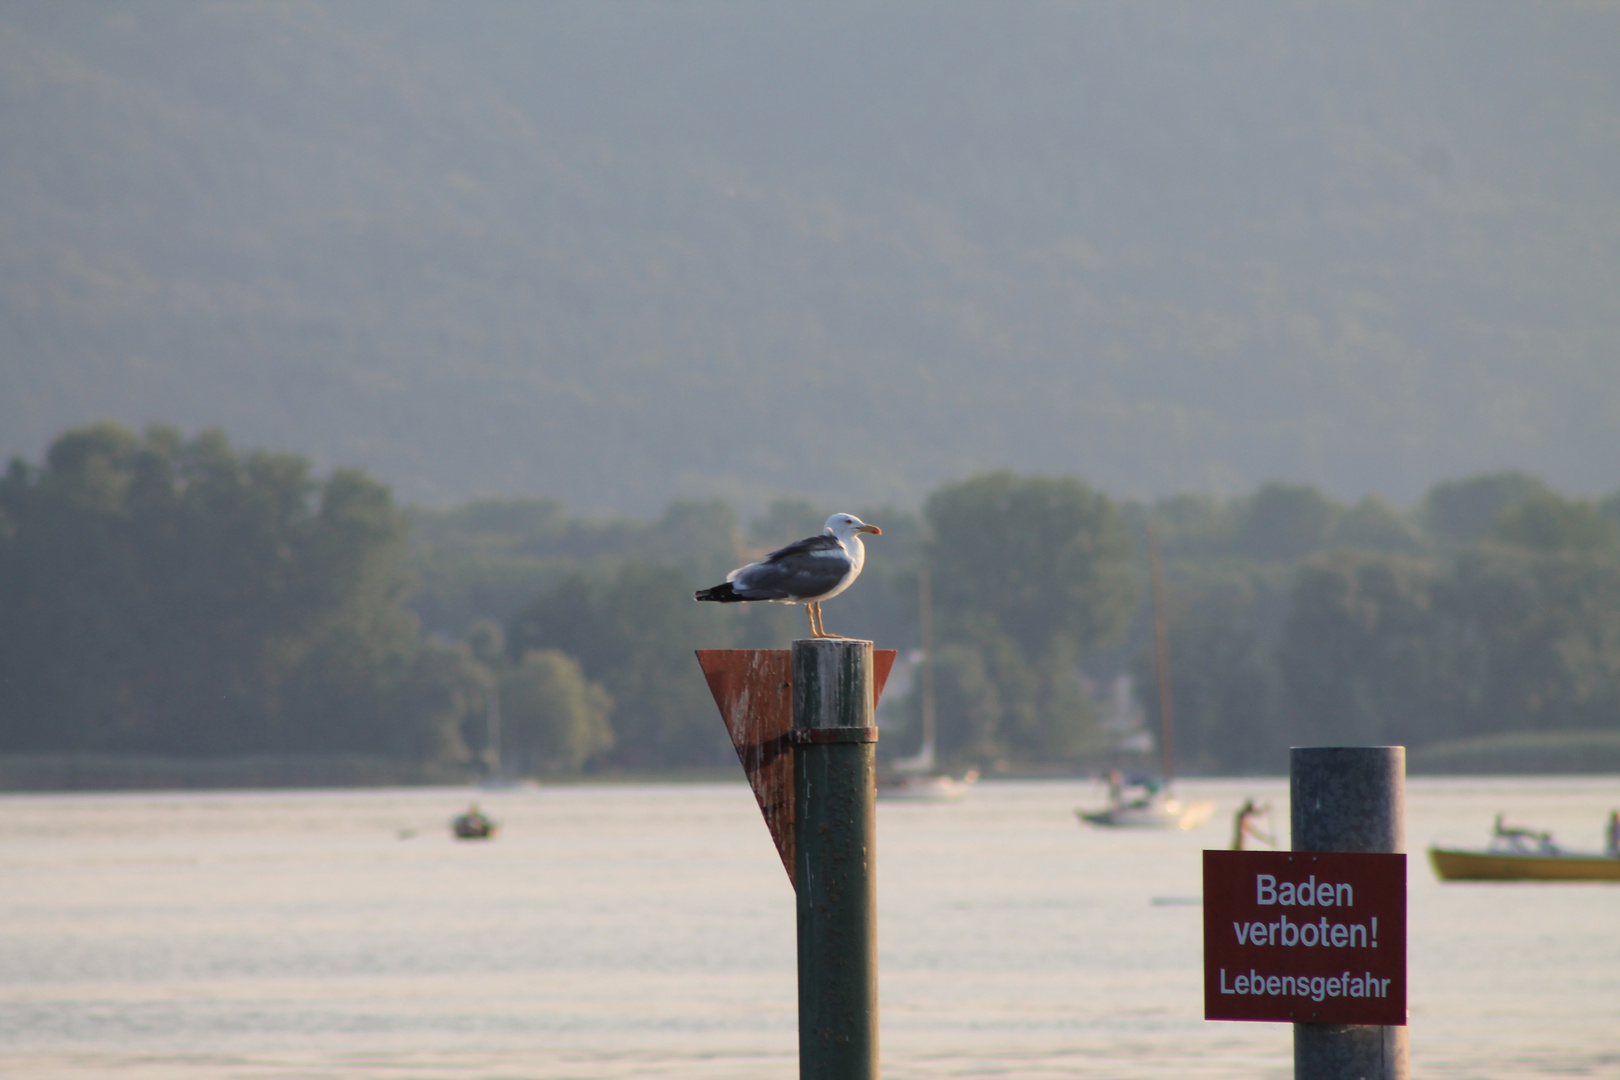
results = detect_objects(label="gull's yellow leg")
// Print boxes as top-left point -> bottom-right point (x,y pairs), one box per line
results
805,604 -> 820,637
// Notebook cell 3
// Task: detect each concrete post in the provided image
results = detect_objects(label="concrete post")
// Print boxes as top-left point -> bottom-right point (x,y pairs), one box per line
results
792,638 -> 879,1080
1291,747 -> 1408,1080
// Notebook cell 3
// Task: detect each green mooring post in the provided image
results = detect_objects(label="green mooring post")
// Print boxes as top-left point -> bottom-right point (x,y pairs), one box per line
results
1292,746 -> 1408,1080
792,637 -> 879,1080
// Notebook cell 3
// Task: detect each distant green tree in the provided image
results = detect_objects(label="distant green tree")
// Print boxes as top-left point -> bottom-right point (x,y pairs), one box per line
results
1420,472 -> 1549,548
1131,578 -> 1282,774
922,472 -> 1137,766
926,473 -> 1137,657
392,641 -> 486,763
629,498 -> 743,585
1599,492 -> 1620,530
434,498 -> 572,547
1277,553 -> 1457,748
1235,482 -> 1339,562
1134,493 -> 1239,559
269,464 -> 425,755
403,496 -> 733,640
506,562 -> 733,769
499,649 -> 615,773
0,422 -> 457,761
1332,496 -> 1425,554
1438,547 -> 1620,734
927,643 -> 1004,764
1494,492 -> 1620,556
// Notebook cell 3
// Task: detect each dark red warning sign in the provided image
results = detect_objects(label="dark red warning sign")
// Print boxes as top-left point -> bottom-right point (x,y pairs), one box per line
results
1203,850 -> 1406,1025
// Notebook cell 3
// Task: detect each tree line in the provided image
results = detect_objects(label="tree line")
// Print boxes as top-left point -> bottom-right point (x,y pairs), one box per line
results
3,422 -> 1617,776
0,424 -> 485,763
1128,478 -> 1620,773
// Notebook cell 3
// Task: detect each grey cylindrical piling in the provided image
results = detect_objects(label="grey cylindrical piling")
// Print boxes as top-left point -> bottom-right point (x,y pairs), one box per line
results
1292,747 -> 1404,854
1292,747 -> 1408,1080
792,638 -> 879,1080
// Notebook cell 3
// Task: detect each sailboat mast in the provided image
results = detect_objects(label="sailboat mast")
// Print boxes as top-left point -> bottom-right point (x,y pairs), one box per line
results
918,565 -> 937,762
1148,527 -> 1175,786
486,682 -> 502,776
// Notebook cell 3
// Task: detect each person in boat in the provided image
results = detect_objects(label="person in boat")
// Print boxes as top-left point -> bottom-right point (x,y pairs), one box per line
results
1102,771 -> 1163,810
1491,813 -> 1558,855
453,803 -> 495,839
1231,799 -> 1274,850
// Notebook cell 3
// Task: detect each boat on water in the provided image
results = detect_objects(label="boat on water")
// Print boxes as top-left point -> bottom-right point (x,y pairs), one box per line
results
1077,528 -> 1213,832
452,804 -> 498,840
1078,772 -> 1216,829
1429,813 -> 1620,882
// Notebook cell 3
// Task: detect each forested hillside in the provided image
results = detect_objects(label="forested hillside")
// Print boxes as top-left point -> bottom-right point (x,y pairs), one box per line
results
3,3 -> 1618,512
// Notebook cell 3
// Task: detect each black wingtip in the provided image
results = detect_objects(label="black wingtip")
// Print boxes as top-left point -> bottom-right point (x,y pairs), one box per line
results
695,582 -> 741,603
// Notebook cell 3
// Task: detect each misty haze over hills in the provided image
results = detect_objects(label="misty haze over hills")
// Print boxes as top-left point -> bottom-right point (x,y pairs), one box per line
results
2,2 -> 1616,514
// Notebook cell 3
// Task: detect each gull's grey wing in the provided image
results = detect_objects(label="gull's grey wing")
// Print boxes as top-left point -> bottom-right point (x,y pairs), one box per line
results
761,533 -> 842,561
731,534 -> 852,601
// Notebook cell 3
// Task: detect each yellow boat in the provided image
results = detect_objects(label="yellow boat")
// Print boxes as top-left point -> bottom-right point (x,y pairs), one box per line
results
1429,814 -> 1620,882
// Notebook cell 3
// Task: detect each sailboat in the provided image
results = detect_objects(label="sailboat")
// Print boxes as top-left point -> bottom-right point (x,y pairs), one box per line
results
879,567 -> 978,802
1078,528 -> 1214,830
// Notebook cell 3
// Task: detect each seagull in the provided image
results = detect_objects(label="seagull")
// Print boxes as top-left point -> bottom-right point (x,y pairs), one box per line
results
695,513 -> 882,638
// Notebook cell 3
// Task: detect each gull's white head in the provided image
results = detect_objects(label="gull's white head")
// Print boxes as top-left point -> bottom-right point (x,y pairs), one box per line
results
824,513 -> 882,539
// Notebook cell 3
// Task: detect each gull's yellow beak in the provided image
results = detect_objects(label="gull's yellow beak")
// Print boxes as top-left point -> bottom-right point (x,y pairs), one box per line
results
858,524 -> 882,535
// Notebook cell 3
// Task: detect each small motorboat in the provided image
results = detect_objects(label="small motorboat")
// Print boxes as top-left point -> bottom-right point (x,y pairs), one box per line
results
1428,813 -> 1620,882
452,803 -> 498,840
1078,772 -> 1216,830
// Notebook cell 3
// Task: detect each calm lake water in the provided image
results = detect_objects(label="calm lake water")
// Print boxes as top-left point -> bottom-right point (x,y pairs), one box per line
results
2,776 -> 1617,1079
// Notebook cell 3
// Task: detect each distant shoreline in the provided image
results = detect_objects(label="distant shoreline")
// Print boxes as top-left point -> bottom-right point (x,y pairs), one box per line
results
0,754 -> 470,794
0,755 -> 764,793
1405,730 -> 1620,776
4,730 -> 1620,793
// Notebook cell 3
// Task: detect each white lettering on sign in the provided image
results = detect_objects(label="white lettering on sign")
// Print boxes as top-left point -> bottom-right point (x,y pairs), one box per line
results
1255,873 -> 1353,907
1232,913 -> 1379,948
1218,968 -> 1391,1002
